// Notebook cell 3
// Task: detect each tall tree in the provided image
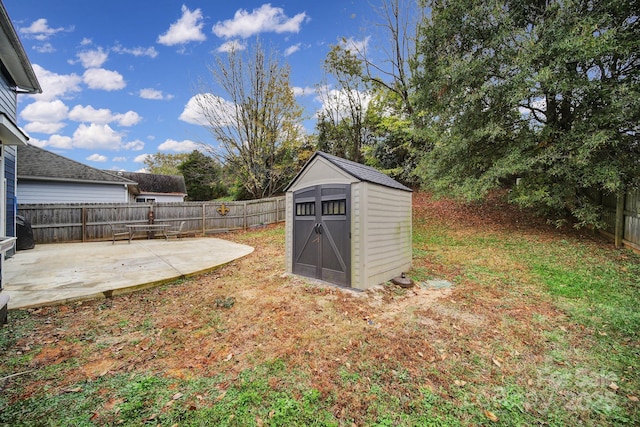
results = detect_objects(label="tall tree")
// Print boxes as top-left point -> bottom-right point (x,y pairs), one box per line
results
316,43 -> 372,163
195,41 -> 304,199
177,150 -> 226,201
413,0 -> 640,227
143,152 -> 190,176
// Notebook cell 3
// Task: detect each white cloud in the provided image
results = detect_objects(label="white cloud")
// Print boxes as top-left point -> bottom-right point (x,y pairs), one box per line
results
68,105 -> 141,126
112,44 -> 159,58
216,40 -> 246,53
68,105 -> 113,124
19,18 -> 67,40
122,139 -> 145,151
339,36 -> 370,55
20,99 -> 68,123
86,153 -> 107,162
80,38 -> 92,46
158,139 -> 201,152
76,48 -> 108,68
116,111 -> 142,127
20,99 -> 68,134
24,121 -> 66,134
134,154 -> 151,163
29,134 -> 73,149
112,156 -> 127,162
179,93 -> 236,127
138,88 -> 173,100
72,123 -> 122,150
157,5 -> 206,46
284,43 -> 301,56
83,68 -> 126,91
34,43 -> 55,53
30,64 -> 82,101
213,4 -> 308,39
293,86 -> 315,97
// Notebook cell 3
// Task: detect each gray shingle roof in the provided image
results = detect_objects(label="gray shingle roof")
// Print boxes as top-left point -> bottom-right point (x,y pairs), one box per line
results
308,151 -> 412,192
17,144 -> 136,185
113,171 -> 187,194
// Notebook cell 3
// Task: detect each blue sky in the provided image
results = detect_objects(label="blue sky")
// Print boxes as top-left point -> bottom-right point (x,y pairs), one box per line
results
6,1 -> 382,172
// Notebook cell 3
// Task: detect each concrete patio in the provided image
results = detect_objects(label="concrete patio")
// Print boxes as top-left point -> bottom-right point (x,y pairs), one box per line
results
3,237 -> 254,309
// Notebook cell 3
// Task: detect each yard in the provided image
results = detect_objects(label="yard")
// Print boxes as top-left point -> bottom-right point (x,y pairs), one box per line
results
1,191 -> 639,426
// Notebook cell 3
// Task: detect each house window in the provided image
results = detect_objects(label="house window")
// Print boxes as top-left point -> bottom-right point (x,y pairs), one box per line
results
295,202 -> 315,216
322,200 -> 346,216
136,197 -> 156,203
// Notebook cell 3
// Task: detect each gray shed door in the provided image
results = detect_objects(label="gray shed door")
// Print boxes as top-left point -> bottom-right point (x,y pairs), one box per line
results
293,184 -> 350,287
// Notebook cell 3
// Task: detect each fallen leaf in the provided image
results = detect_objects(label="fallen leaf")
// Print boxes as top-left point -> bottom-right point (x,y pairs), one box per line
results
627,395 -> 639,402
484,410 -> 499,422
224,353 -> 234,361
172,392 -> 183,400
418,352 -> 424,358
492,358 -> 502,368
608,382 -> 619,391
454,380 -> 467,386
64,387 -> 83,393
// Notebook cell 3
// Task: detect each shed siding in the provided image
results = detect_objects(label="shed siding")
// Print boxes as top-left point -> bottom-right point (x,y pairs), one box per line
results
361,184 -> 412,289
0,78 -> 16,121
351,182 -> 363,289
285,191 -> 294,274
18,181 -> 129,204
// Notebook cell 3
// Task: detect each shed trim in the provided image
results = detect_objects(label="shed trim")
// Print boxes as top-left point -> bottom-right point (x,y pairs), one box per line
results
285,151 -> 412,193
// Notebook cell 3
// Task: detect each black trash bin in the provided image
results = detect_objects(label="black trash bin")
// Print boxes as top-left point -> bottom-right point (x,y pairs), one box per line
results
16,215 -> 35,250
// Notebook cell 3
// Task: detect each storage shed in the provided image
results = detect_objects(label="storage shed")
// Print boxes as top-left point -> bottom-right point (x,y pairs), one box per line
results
285,151 -> 412,290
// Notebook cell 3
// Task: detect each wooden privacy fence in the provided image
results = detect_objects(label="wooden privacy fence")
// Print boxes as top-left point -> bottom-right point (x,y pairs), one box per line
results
18,196 -> 285,244
587,189 -> 640,251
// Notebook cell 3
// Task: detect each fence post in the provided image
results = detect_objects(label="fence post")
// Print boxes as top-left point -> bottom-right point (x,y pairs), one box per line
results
615,191 -> 625,248
82,207 -> 87,242
243,202 -> 247,230
202,203 -> 206,236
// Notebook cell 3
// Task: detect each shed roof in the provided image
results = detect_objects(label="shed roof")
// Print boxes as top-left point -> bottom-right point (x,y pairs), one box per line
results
113,171 -> 187,195
17,144 -> 136,185
287,151 -> 412,192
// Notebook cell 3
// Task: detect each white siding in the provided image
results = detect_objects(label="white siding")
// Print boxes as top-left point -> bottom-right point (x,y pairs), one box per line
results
360,183 -> 412,289
135,193 -> 185,203
18,181 -> 129,204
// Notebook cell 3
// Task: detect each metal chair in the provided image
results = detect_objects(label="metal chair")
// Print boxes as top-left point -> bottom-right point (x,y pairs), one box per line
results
108,222 -> 129,244
165,221 -> 186,239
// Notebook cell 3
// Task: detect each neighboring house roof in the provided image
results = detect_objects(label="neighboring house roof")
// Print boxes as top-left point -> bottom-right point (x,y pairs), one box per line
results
286,151 -> 412,192
0,2 -> 41,94
112,171 -> 187,196
17,144 -> 137,185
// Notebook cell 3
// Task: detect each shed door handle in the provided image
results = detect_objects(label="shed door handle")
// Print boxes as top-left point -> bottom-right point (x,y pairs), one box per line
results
316,223 -> 323,234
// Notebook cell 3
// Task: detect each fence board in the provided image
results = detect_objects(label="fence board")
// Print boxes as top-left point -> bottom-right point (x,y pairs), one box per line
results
589,188 -> 640,250
18,197 -> 285,244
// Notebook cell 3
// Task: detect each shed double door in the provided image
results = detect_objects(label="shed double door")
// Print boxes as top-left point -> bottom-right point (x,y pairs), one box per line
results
293,184 -> 350,287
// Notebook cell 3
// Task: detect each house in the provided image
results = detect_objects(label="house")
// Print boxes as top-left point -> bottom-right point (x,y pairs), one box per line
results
0,1 -> 42,323
285,151 -> 412,290
17,144 -> 136,204
112,171 -> 187,203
